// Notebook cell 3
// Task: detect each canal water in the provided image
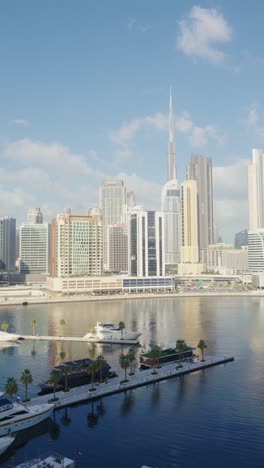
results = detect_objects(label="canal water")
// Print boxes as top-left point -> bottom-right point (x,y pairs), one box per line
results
0,296 -> 264,467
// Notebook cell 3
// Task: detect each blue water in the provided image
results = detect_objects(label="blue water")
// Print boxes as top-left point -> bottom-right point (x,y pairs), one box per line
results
0,296 -> 264,467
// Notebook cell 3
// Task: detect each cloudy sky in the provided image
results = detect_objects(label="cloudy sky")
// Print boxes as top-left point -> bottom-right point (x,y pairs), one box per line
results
0,1 -> 263,241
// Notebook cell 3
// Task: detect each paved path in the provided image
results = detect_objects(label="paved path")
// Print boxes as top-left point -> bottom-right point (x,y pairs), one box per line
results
26,355 -> 234,410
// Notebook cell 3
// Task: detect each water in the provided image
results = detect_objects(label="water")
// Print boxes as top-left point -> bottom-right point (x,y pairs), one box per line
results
0,296 -> 264,467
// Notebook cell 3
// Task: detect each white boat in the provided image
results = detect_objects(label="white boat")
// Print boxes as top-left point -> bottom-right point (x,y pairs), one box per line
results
0,394 -> 54,436
15,451 -> 75,467
0,331 -> 23,342
83,322 -> 141,341
0,435 -> 15,455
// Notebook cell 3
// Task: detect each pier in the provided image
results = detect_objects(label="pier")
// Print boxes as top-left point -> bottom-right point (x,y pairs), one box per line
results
26,355 -> 234,410
18,335 -> 139,345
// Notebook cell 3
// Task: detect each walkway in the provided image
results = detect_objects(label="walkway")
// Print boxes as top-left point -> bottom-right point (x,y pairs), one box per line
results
26,355 -> 234,410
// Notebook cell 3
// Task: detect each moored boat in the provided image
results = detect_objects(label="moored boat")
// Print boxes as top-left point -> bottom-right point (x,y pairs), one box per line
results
0,331 -> 23,342
0,435 -> 15,456
0,393 -> 54,437
15,451 -> 75,467
83,322 -> 141,341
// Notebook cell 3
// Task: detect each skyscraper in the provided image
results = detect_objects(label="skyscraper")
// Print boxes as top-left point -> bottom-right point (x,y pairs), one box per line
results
248,149 -> 264,230
187,154 -> 213,254
51,213 -> 103,277
128,209 -> 165,277
161,90 -> 181,272
27,208 -> 43,224
0,217 -> 16,271
167,88 -> 176,181
99,179 -> 126,269
178,180 -> 204,274
20,219 -> 50,274
107,223 -> 128,273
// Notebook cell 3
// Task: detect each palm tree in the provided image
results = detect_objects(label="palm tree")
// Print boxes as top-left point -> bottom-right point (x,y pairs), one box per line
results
149,345 -> 159,375
88,343 -> 97,360
96,355 -> 107,383
88,326 -> 96,338
31,319 -> 37,336
87,361 -> 99,391
49,370 -> 61,400
119,354 -> 129,382
59,351 -> 66,364
60,364 -> 71,391
60,319 -> 65,337
1,321 -> 9,333
197,339 -> 207,361
176,339 -> 188,365
20,369 -> 33,401
119,321 -> 125,340
127,348 -> 136,375
5,377 -> 18,401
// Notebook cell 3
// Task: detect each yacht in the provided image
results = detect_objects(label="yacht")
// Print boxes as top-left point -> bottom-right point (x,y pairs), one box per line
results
0,331 -> 23,342
0,435 -> 15,456
0,394 -> 54,437
15,451 -> 75,467
83,322 -> 141,341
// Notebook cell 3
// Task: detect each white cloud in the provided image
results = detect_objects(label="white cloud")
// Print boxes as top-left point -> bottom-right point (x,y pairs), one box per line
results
213,158 -> 249,240
189,125 -> 224,147
128,18 -> 151,33
8,119 -> 30,126
247,105 -> 259,126
177,6 -> 232,63
111,112 -> 167,145
175,111 -> 193,133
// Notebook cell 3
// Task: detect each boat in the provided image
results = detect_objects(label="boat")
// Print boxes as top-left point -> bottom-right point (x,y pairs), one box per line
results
83,322 -> 141,341
39,358 -> 113,395
0,331 -> 24,342
0,393 -> 54,436
15,451 -> 75,467
0,435 -> 15,456
140,346 -> 195,368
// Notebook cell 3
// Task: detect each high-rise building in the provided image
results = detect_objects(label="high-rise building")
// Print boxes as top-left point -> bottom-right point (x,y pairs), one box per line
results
16,227 -> 20,261
248,230 -> 264,272
107,224 -> 128,273
178,180 -> 204,274
187,155 -> 214,253
27,208 -> 43,224
201,243 -> 248,274
20,223 -> 50,274
234,229 -> 248,249
161,90 -> 181,272
248,149 -> 264,230
0,217 -> 16,271
128,209 -> 165,277
51,213 -> 103,277
99,179 -> 126,269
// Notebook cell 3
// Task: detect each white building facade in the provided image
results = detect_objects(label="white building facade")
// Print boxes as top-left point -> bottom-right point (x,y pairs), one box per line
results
20,223 -> 50,274
161,179 -> 181,268
248,230 -> 264,272
248,149 -> 264,230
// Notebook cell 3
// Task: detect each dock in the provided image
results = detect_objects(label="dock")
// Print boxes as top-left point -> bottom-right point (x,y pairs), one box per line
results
18,335 -> 139,345
26,355 -> 234,410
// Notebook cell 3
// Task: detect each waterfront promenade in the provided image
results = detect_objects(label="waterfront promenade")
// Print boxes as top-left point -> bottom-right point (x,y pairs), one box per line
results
26,355 -> 234,410
18,333 -> 139,345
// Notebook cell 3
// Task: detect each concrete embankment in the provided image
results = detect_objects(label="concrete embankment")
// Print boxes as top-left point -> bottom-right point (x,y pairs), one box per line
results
26,355 -> 234,410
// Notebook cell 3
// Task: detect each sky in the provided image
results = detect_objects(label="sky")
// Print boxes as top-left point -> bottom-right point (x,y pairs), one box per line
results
1,0 -> 264,242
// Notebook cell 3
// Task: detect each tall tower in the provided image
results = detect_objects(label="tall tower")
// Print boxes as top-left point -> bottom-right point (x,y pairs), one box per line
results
187,154 -> 214,253
168,88 -> 176,181
248,149 -> 264,230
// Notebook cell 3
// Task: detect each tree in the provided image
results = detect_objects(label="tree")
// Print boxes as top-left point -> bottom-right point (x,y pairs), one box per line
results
60,319 -> 65,337
60,364 -> 71,392
88,326 -> 96,337
119,321 -> 125,340
119,354 -> 129,382
176,339 -> 188,364
87,361 -> 99,391
5,377 -> 18,401
1,321 -> 9,333
149,343 -> 161,374
197,340 -> 207,361
96,355 -> 107,383
127,348 -> 136,375
59,351 -> 66,364
31,319 -> 37,336
88,343 -> 97,360
20,369 -> 33,401
49,370 -> 61,400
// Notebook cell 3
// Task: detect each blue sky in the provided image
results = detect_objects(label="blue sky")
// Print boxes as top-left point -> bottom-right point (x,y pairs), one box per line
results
1,0 -> 264,241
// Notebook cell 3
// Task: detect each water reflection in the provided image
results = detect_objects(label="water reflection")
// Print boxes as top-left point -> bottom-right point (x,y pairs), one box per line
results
120,390 -> 135,415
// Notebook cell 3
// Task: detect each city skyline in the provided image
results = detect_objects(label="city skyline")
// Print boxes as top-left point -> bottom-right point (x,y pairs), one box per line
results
1,1 -> 264,241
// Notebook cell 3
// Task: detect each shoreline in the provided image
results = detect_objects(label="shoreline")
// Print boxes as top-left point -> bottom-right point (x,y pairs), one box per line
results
0,290 -> 263,307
